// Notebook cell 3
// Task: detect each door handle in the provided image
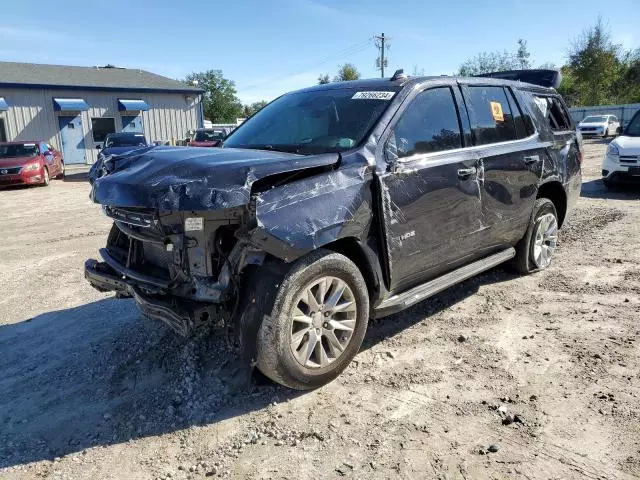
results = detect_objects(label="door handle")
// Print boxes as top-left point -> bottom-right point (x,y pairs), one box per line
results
457,167 -> 477,179
523,155 -> 539,165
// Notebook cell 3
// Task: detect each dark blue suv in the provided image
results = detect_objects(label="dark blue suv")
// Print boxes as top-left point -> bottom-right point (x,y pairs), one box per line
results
85,69 -> 581,389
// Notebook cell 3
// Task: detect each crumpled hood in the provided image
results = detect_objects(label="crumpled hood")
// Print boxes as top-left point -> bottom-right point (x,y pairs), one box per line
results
612,135 -> 640,154
90,146 -> 340,210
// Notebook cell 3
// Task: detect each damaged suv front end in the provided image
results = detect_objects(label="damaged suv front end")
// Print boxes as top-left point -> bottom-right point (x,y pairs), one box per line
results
85,148 -> 354,335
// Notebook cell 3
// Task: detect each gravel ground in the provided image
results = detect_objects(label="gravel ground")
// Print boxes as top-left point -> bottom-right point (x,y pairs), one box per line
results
1,141 -> 639,480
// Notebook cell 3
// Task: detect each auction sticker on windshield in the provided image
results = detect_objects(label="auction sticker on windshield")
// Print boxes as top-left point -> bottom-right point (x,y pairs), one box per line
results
352,91 -> 395,100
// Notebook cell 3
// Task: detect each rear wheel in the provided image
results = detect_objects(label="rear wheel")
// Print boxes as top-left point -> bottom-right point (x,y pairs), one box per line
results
513,198 -> 558,274
55,162 -> 65,179
41,167 -> 50,186
256,250 -> 369,390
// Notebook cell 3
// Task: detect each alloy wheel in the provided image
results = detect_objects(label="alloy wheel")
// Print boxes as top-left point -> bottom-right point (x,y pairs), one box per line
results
532,213 -> 558,268
289,276 -> 357,369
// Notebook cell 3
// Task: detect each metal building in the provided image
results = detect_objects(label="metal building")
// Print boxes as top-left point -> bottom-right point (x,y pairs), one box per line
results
0,61 -> 203,165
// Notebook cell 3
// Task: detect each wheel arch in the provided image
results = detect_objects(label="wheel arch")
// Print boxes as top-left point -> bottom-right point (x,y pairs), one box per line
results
537,181 -> 567,227
320,237 -> 382,303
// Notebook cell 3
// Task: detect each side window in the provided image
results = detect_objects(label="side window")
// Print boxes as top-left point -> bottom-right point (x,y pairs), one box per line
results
388,87 -> 462,159
534,95 -> 571,131
505,88 -> 531,139
467,86 -> 518,145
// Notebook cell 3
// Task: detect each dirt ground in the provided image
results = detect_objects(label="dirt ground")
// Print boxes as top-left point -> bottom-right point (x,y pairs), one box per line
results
1,141 -> 639,480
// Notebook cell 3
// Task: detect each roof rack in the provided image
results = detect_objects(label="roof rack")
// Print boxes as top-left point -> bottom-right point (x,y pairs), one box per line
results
474,69 -> 562,89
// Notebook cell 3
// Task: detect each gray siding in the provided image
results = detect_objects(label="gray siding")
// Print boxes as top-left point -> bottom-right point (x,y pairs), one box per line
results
0,87 -> 201,164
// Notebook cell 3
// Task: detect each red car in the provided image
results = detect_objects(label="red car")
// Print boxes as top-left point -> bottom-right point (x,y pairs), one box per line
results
188,128 -> 228,147
0,141 -> 64,187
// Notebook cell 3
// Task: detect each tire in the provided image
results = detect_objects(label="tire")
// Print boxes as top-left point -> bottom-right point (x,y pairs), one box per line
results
513,198 -> 559,274
603,178 -> 614,189
55,162 -> 65,179
256,249 -> 369,390
41,167 -> 50,186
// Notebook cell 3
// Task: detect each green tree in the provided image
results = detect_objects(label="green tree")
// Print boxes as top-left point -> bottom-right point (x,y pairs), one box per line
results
333,64 -> 361,82
566,17 -> 621,106
243,100 -> 268,117
318,74 -> 330,84
516,39 -> 531,69
185,70 -> 243,123
458,50 -> 518,76
612,49 -> 640,103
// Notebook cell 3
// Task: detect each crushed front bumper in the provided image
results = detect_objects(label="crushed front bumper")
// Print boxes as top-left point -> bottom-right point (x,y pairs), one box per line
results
85,256 -> 212,336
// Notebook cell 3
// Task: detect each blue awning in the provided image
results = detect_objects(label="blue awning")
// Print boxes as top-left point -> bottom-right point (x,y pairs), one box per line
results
0,97 -> 8,111
118,99 -> 149,111
53,98 -> 89,111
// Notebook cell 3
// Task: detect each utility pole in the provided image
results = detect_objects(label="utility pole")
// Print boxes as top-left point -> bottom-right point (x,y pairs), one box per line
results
374,33 -> 389,78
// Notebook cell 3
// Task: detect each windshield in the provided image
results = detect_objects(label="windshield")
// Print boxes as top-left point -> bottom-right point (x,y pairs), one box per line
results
0,143 -> 39,159
582,116 -> 607,123
105,135 -> 147,148
194,130 -> 225,141
223,87 -> 399,154
625,112 -> 640,136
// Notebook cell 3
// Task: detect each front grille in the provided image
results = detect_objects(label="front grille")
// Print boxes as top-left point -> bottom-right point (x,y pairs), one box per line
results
105,206 -> 156,228
580,127 -> 598,132
620,155 -> 639,165
0,166 -> 22,175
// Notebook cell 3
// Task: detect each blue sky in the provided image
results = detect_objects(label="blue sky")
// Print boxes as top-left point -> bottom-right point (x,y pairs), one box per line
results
1,0 -> 638,104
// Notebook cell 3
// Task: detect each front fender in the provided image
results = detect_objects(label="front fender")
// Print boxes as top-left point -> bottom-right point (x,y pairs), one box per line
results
248,164 -> 373,262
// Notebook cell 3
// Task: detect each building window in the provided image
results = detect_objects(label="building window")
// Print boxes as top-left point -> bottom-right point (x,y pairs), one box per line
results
91,117 -> 116,143
0,118 -> 7,142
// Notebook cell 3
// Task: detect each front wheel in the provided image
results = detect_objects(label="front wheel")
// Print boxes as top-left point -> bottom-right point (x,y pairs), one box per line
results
256,250 -> 369,390
41,167 -> 50,186
513,198 -> 558,274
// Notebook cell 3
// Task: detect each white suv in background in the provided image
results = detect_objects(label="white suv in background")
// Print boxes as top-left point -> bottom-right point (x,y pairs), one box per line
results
602,110 -> 640,188
579,114 -> 620,138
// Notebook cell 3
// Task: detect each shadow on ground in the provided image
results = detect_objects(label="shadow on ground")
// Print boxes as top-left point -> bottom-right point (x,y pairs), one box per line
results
581,178 -> 640,200
0,266 -> 515,468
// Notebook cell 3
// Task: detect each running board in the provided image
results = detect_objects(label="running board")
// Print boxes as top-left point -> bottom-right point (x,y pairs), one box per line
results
373,248 -> 515,318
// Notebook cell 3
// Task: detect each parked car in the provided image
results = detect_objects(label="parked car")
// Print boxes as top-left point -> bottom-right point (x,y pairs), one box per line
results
90,133 -> 151,181
188,128 -> 229,147
0,141 -> 64,187
602,109 -> 640,187
99,132 -> 149,157
85,69 -> 581,390
577,114 -> 620,138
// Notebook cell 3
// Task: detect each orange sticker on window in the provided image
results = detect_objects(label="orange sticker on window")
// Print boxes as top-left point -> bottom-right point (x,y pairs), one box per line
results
490,101 -> 504,122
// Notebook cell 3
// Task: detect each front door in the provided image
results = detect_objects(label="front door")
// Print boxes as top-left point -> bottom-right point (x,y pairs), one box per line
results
121,115 -> 143,133
58,115 -> 86,164
461,84 -> 542,248
377,86 -> 485,292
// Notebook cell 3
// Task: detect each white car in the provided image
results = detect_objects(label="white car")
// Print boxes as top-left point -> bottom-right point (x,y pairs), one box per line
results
602,111 -> 640,187
578,114 -> 620,138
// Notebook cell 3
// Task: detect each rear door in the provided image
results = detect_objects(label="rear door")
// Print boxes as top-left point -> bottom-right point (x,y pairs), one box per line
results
377,85 -> 486,292
460,83 -> 543,248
